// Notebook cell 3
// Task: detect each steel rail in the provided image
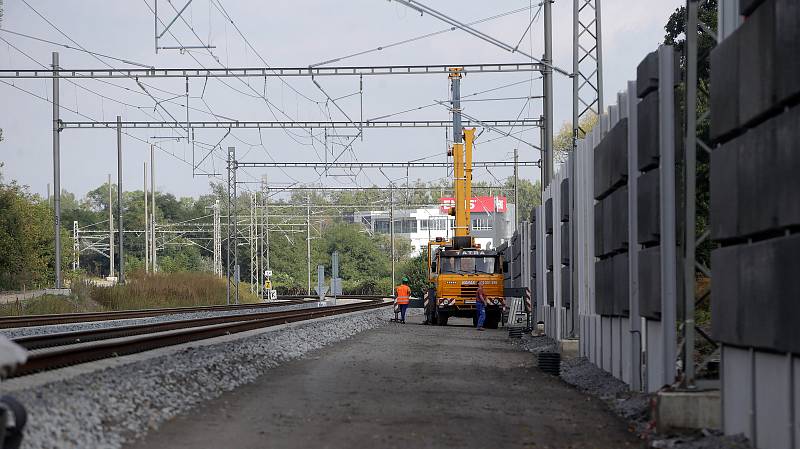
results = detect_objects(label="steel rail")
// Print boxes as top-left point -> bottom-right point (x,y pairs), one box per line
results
13,300 -> 375,350
11,299 -> 389,377
0,298 -> 311,329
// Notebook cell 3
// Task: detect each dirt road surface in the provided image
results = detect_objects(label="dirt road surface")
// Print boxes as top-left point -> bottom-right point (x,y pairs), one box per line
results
127,318 -> 639,449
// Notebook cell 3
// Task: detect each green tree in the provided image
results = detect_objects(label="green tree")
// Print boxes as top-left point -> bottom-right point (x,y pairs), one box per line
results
664,2 -> 716,268
554,112 -> 599,164
400,249 -> 429,298
0,181 -> 71,289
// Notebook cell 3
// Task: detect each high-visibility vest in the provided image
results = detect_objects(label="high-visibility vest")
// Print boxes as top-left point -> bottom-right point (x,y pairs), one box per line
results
396,284 -> 411,305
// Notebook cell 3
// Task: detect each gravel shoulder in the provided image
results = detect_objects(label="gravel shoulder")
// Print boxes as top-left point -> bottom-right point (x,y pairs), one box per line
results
126,317 -> 638,449
3,307 -> 391,449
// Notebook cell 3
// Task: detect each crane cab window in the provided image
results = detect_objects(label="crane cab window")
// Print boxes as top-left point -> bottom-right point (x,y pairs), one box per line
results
440,256 -> 456,274
439,256 -> 497,274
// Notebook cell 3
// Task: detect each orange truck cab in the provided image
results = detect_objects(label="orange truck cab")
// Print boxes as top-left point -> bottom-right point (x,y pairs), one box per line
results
427,238 -> 505,328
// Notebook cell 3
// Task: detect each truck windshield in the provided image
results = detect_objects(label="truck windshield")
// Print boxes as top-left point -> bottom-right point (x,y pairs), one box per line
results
440,256 -> 497,274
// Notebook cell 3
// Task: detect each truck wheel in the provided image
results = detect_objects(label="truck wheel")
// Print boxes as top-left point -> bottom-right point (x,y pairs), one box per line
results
437,310 -> 449,326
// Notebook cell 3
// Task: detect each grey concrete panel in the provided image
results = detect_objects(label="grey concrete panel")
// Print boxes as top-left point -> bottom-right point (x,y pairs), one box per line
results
710,245 -> 743,345
712,105 -> 800,241
721,346 -> 753,438
613,254 -> 630,317
636,51 -> 659,99
621,317 -> 632,385
774,0 -> 800,107
737,0 -> 800,127
638,246 -> 661,320
602,316 -> 612,373
740,0 -> 767,16
713,234 -> 800,354
594,136 -> 609,200
737,110 -> 778,238
637,92 -> 660,171
710,27 -> 741,143
545,198 -> 553,234
637,169 -> 660,245
795,356 -> 800,447
710,139 -> 739,241
773,106 -> 800,231
744,234 -> 800,354
738,2 -> 776,128
612,317 -> 622,379
754,351 -> 791,449
646,320 -> 664,392
595,201 -> 605,257
595,257 -> 614,316
609,119 -> 629,190
611,186 -> 629,253
603,195 -> 614,257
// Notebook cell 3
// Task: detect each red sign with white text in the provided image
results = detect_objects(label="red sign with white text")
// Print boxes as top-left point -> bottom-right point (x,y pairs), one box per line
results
439,196 -> 507,214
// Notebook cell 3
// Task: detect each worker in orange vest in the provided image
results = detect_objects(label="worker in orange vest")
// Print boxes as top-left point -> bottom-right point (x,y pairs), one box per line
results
395,277 -> 411,324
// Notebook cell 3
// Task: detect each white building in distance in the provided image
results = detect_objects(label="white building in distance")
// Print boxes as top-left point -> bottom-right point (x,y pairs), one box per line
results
351,196 -> 516,256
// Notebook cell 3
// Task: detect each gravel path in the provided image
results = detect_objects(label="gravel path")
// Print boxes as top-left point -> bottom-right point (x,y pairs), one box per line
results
4,307 -> 391,449
513,335 -> 753,449
0,302 -> 330,339
125,317 -> 638,449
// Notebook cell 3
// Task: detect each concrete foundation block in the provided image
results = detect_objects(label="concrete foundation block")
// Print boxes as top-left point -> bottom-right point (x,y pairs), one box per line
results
656,390 -> 721,433
559,338 -> 579,358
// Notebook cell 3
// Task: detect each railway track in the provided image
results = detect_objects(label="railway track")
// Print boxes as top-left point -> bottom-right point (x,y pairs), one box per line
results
10,298 -> 390,378
0,298 -> 315,329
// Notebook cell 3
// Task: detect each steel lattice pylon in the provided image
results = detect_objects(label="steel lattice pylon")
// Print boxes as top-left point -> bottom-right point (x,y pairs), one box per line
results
212,200 -> 222,277
249,192 -> 259,295
573,0 -> 604,142
226,147 -> 239,305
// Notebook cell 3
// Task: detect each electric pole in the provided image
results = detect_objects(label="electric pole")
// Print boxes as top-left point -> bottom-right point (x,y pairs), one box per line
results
52,52 -> 62,288
306,194 -> 312,296
108,173 -> 114,279
117,116 -> 124,284
150,144 -> 157,272
543,0 -> 554,187
514,148 -> 519,228
390,186 -> 396,294
144,161 -> 149,272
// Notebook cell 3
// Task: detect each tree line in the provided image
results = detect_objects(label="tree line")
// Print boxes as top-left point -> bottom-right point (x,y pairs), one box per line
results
0,167 -> 541,294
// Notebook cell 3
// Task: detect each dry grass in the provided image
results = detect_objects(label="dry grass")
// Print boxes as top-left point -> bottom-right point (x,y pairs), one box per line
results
0,294 -> 104,316
0,272 -> 261,317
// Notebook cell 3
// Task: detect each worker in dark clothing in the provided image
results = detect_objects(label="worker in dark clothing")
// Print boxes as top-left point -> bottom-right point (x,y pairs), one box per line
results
476,282 -> 487,331
395,277 -> 411,324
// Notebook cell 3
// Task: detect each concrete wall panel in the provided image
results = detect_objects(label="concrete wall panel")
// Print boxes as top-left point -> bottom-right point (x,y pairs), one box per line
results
722,345 -> 752,438
611,317 -> 622,379
621,317 -> 632,385
602,316 -> 612,372
646,320 -> 664,393
754,351 -> 791,449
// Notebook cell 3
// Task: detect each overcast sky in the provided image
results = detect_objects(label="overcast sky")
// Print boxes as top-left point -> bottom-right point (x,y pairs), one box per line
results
0,0 -> 682,200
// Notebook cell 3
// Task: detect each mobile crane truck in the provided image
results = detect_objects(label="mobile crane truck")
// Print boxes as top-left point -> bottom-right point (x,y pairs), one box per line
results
424,68 -> 505,328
